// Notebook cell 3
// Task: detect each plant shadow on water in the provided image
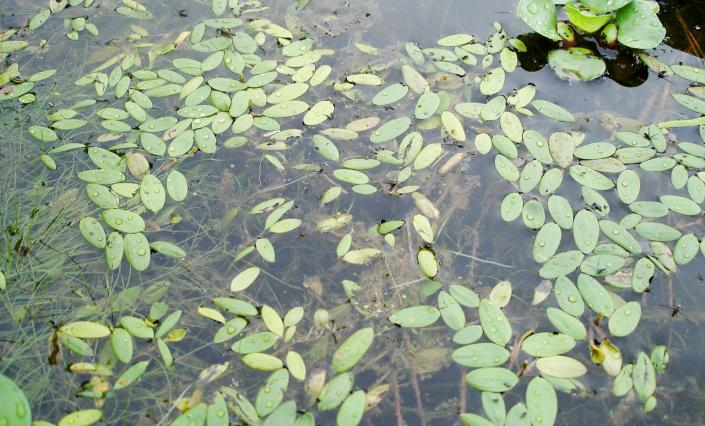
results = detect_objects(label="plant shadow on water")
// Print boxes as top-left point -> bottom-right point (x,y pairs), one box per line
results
1,0 -> 705,425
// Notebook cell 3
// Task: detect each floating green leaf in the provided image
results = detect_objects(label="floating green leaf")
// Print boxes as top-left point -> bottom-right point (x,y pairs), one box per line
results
536,356 -> 587,378
577,274 -> 614,316
516,0 -> 560,41
110,328 -> 133,363
230,267 -> 261,292
438,291 -> 466,331
317,372 -> 354,411
608,301 -> 642,337
453,343 -> 510,368
102,209 -> 145,234
526,377 -> 557,426
124,233 -> 151,271
548,49 -> 606,81
546,307 -> 587,340
465,367 -> 519,392
615,0 -> 666,49
58,410 -> 102,426
479,299 -> 512,346
389,306 -> 440,328
120,316 -> 153,339
243,353 -> 284,371
632,352 -> 656,401
522,332 -> 576,357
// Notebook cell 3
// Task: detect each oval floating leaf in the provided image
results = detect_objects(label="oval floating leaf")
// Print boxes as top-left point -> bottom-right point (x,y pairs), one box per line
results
332,327 -> 374,373
231,267 -> 261,292
466,368 -> 519,392
608,301 -> 641,337
388,306 -> 440,328
535,356 -> 587,378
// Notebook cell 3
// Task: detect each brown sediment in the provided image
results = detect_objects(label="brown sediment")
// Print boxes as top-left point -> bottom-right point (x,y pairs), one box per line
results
392,369 -> 404,426
405,334 -> 427,426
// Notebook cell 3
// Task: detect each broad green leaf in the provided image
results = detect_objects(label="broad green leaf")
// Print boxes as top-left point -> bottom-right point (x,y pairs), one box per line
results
438,291 -> 466,330
124,233 -> 151,271
516,0 -> 560,41
232,332 -> 279,354
526,377 -> 557,426
415,92 -> 440,119
449,285 -> 480,308
535,356 -> 587,378
554,276 -> 584,317
533,223 -> 561,263
102,209 -> 145,233
548,49 -> 606,81
336,390 -> 365,426
58,410 -> 102,426
482,392 -> 506,426
573,209 -> 599,254
565,2 -> 611,32
632,352 -> 656,401
370,117 -> 411,143
317,372 -> 354,411
608,301 -> 641,337
635,222 -> 681,242
230,267 -> 261,292
402,65 -> 429,93
613,364 -> 634,397
577,273 -> 614,316
539,251 -> 584,279
546,307 -> 587,340
59,321 -> 111,339
243,353 -> 283,371
286,351 -> 306,381
615,0 -> 666,49
453,325 -> 483,345
214,318 -> 247,344
522,332 -> 576,357
140,174 -> 166,213
531,99 -> 575,122
453,343 -> 510,368
256,369 -> 289,417
150,241 -> 186,259
479,299 -> 512,346
417,247 -> 439,278
522,200 -> 545,230
110,328 -> 133,363
466,367 -> 519,392
79,217 -> 107,248
388,306 -> 440,328
372,83 -> 408,106
674,233 -> 699,265
105,232 -> 125,270
119,316 -> 153,339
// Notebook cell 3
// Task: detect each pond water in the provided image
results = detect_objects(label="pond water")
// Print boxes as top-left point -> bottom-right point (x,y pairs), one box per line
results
1,0 -> 705,425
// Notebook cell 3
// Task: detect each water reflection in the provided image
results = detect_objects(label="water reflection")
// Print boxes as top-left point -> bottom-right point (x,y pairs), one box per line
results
516,32 -> 649,87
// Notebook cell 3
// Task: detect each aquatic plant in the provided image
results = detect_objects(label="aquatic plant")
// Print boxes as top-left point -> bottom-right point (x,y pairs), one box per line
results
0,0 -> 704,425
516,0 -> 666,80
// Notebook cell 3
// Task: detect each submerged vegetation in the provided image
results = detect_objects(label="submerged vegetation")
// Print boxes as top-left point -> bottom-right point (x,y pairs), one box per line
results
1,0 -> 705,425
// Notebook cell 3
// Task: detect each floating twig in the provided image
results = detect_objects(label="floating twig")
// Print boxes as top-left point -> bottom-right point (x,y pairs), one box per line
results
447,249 -> 514,269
